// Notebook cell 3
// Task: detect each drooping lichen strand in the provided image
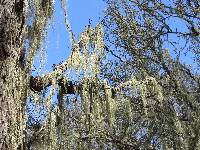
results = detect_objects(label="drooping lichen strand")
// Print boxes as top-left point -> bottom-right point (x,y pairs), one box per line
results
26,0 -> 54,72
119,76 -> 164,115
66,24 -> 105,78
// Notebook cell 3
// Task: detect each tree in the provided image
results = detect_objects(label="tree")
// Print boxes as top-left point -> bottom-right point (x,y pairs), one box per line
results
102,0 -> 200,149
0,0 -> 54,149
0,0 -> 200,150
0,1 -> 112,149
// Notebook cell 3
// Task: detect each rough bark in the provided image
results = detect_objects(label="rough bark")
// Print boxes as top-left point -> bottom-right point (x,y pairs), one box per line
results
0,1 -> 28,149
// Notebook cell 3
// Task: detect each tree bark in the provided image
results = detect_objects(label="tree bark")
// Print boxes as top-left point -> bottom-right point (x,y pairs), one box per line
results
0,1 -> 28,149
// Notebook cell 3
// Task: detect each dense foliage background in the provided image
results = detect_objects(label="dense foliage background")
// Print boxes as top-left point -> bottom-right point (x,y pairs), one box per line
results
0,0 -> 199,149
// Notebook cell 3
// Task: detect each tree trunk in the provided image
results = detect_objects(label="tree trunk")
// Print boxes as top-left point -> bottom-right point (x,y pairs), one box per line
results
0,1 -> 28,149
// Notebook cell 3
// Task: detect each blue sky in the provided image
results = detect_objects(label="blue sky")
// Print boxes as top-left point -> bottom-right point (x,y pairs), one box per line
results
33,0 -> 198,75
30,0 -> 199,123
34,0 -> 106,74
31,0 -> 106,123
